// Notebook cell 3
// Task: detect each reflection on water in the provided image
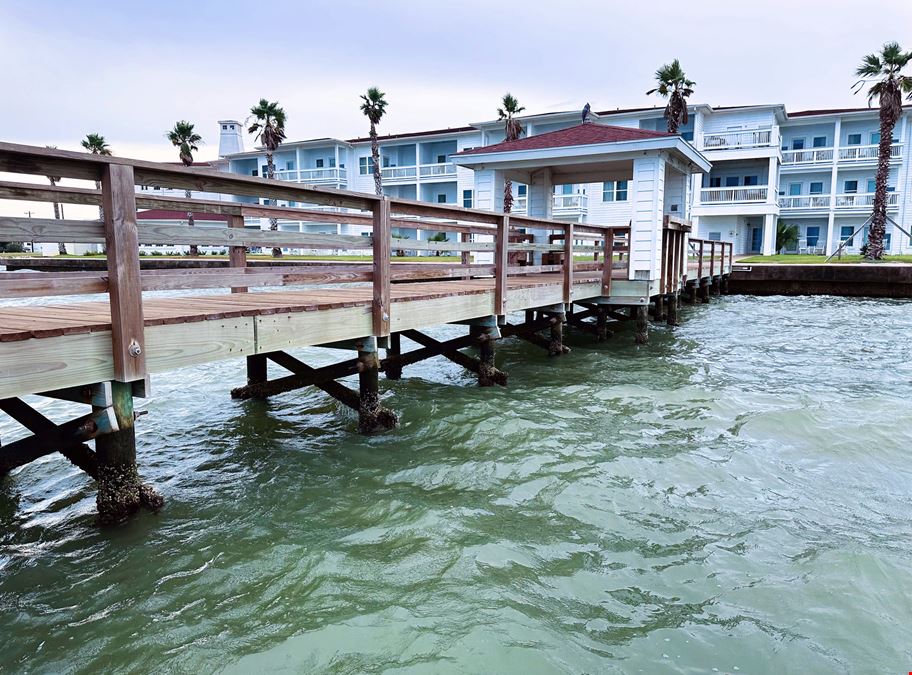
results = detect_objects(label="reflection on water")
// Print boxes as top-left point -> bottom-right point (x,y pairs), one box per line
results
1,295 -> 912,673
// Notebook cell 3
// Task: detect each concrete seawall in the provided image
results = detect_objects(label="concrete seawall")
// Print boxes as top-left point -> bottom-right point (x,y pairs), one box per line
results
728,263 -> 912,298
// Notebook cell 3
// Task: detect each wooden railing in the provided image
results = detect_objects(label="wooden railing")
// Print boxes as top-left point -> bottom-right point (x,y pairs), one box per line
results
0,142 -> 630,383
687,237 -> 734,282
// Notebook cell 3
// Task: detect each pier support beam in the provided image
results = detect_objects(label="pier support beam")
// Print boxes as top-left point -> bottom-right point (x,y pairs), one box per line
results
471,326 -> 499,387
246,354 -> 268,388
548,313 -> 565,357
357,348 -> 397,433
682,283 -> 696,305
699,278 -> 711,303
400,329 -> 507,386
653,294 -> 665,321
633,305 -> 649,345
666,293 -> 680,326
385,333 -> 402,380
721,275 -> 730,295
596,306 -> 611,342
94,381 -> 162,525
711,276 -> 722,296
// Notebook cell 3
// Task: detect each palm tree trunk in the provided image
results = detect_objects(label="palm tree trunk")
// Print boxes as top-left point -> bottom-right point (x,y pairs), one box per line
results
49,177 -> 67,255
370,123 -> 382,196
266,151 -> 282,258
503,180 -> 514,213
867,108 -> 897,260
186,188 -> 198,256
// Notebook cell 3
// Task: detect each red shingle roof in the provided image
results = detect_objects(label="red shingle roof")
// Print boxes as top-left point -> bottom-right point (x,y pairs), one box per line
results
136,209 -> 228,222
455,124 -> 674,156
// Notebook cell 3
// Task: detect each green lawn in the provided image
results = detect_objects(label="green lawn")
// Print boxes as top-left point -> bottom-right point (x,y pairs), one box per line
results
739,254 -> 912,264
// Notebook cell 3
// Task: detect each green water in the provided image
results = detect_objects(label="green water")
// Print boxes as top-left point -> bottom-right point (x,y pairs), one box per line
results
1,295 -> 911,673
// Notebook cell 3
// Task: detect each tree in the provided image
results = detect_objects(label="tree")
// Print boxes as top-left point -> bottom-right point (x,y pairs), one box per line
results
775,219 -> 799,253
45,146 -> 66,255
853,41 -> 912,260
428,231 -> 449,256
248,99 -> 287,257
81,133 -> 112,248
646,59 -> 695,134
360,87 -> 388,196
167,121 -> 203,256
497,93 -> 525,212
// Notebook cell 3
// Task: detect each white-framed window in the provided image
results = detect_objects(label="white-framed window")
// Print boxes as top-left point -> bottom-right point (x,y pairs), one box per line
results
744,175 -> 759,186
708,232 -> 722,241
847,133 -> 862,145
285,160 -> 295,171
316,159 -> 324,168
871,132 -> 880,144
251,169 -> 258,176
709,176 -> 722,188
844,180 -> 858,193
436,154 -> 447,164
517,184 -> 527,197
813,136 -> 827,148
261,165 -> 268,176
462,189 -> 473,208
359,156 -> 374,175
329,158 -> 336,168
788,183 -> 802,196
222,124 -> 227,130
725,176 -> 739,187
791,138 -> 805,150
437,194 -> 447,204
809,181 -> 824,194
867,179 -> 876,193
840,225 -> 855,246
602,180 -> 628,202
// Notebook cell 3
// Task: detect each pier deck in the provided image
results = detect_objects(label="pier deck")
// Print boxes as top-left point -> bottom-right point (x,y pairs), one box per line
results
0,142 -> 732,523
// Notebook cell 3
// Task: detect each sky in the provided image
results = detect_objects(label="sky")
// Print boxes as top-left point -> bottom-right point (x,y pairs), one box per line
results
1,0 -> 911,164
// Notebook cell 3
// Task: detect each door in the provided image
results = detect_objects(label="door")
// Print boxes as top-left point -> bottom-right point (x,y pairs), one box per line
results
750,227 -> 763,253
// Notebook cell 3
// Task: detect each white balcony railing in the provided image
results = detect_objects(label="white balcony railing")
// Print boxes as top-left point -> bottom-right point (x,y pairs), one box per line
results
782,147 -> 834,165
552,194 -> 589,215
271,168 -> 346,184
418,162 -> 457,178
779,195 -> 831,209
381,165 -> 418,181
838,143 -> 903,162
701,128 -> 776,151
700,186 -> 772,204
834,192 -> 901,209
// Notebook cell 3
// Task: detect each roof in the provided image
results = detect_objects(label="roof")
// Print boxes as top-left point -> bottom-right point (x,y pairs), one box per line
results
136,209 -> 228,222
346,126 -> 475,144
455,123 -> 673,156
788,105 -> 911,118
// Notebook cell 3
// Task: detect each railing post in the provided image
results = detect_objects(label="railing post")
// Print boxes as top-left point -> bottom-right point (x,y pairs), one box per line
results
228,214 -> 247,293
372,197 -> 391,337
660,227 -> 668,294
601,228 -> 614,297
710,241 -> 716,277
101,163 -> 146,382
495,215 -> 509,316
698,240 -> 704,278
562,222 -> 573,305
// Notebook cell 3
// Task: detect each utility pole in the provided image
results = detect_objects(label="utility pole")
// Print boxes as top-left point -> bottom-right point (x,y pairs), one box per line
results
25,210 -> 35,253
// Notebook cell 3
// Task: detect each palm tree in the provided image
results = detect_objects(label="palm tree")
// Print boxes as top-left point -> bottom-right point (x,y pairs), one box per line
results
646,59 -> 695,134
248,99 -> 287,257
853,42 -> 912,260
81,133 -> 112,238
497,93 -> 525,212
45,146 -> 66,255
167,121 -> 203,256
360,87 -> 388,196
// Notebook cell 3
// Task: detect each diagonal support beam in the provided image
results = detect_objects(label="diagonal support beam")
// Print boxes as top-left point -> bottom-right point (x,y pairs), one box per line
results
230,354 -> 361,401
400,330 -> 507,385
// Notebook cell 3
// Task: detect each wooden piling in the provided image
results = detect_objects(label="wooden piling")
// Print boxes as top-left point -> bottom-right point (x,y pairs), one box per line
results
711,276 -> 722,296
634,305 -> 649,344
699,278 -> 711,303
548,313 -> 565,357
471,326 -> 498,387
246,355 -> 268,387
386,333 -> 402,380
93,381 -> 162,525
357,348 -> 398,433
653,294 -> 665,321
666,293 -> 680,326
721,275 -> 730,295
595,306 -> 610,342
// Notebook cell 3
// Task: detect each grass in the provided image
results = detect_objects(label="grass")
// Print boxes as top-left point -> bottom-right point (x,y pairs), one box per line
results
739,254 -> 912,264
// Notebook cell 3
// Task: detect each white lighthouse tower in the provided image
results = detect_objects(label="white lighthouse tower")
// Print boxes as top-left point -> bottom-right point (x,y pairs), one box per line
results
217,120 -> 244,157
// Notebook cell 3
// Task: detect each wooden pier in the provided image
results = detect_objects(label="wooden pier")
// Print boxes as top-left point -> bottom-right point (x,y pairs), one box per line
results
0,143 -> 732,523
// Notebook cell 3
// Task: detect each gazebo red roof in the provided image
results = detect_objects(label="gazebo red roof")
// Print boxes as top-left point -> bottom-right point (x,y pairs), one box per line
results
455,124 -> 674,156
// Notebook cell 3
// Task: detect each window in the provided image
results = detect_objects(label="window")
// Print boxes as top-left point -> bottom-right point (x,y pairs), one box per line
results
602,180 -> 628,202
462,189 -> 473,208
884,232 -> 892,250
708,232 -> 722,241
789,183 -> 802,196
316,159 -> 324,168
329,158 -> 336,168
871,132 -> 880,144
809,182 -> 824,194
261,166 -> 268,176
709,176 -> 722,188
725,176 -> 740,187
791,138 -> 805,150
222,124 -> 227,130
382,156 -> 391,168
359,156 -> 374,175
681,131 -> 694,141
844,180 -> 858,193
806,226 -> 820,247
436,154 -> 447,164
840,225 -> 855,246
517,184 -> 527,197
813,136 -> 827,148
847,133 -> 862,145
744,175 -> 759,186
560,184 -> 574,195
867,179 -> 876,193
285,160 -> 295,171
437,194 -> 447,204
251,169 -> 258,177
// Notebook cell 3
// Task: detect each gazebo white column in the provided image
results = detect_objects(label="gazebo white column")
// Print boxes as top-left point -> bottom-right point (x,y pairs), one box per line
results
628,154 -> 667,281
525,168 -> 554,265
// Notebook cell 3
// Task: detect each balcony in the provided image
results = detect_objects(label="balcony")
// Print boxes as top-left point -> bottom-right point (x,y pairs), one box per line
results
510,194 -> 588,217
380,165 -> 418,183
271,167 -> 347,185
700,128 -> 777,151
838,143 -> 902,163
779,195 -> 831,210
834,192 -> 901,210
782,147 -> 835,165
700,186 -> 772,204
418,162 -> 457,179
